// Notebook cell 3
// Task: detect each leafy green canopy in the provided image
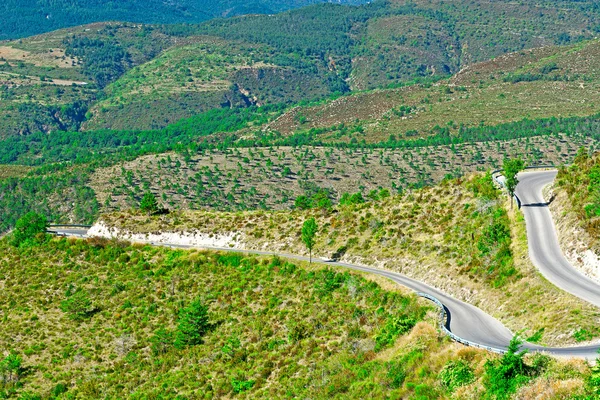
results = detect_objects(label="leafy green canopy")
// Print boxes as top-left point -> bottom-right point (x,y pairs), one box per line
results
503,158 -> 525,208
10,212 -> 48,247
175,299 -> 210,348
483,337 -> 546,399
140,192 -> 159,214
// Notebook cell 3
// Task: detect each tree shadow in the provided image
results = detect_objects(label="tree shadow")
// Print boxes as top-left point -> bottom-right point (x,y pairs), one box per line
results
522,202 -> 549,208
443,305 -> 452,331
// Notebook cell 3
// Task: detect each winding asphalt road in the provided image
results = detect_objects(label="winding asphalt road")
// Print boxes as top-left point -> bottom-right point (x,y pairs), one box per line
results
51,170 -> 600,358
516,171 -> 600,306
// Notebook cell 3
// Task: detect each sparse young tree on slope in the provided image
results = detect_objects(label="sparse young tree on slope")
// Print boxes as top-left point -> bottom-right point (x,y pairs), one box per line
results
140,191 -> 159,214
175,299 -> 210,348
503,158 -> 525,209
302,217 -> 318,264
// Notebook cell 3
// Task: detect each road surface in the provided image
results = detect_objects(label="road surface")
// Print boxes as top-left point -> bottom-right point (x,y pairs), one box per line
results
516,171 -> 600,306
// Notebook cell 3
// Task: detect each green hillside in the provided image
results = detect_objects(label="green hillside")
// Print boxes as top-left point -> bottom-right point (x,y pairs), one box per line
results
97,171 -> 600,347
262,38 -> 600,143
0,231 -> 596,398
556,150 -> 600,254
3,0 -> 600,135
0,22 -> 190,138
0,236 -> 444,398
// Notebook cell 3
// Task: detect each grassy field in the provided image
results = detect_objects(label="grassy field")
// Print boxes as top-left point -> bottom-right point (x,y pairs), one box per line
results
0,165 -> 32,180
98,173 -> 600,347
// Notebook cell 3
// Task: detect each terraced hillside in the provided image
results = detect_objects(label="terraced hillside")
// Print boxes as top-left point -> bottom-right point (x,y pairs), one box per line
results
90,134 -> 593,213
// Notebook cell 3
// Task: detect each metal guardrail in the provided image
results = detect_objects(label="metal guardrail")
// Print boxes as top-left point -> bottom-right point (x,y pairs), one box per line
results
51,232 -> 87,238
417,292 -> 507,354
48,224 -> 92,229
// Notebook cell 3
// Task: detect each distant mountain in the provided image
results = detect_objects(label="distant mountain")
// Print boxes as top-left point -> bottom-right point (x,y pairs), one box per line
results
0,0 -> 370,40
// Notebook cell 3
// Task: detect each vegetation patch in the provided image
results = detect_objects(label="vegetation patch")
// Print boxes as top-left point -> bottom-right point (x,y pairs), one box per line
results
99,172 -> 600,346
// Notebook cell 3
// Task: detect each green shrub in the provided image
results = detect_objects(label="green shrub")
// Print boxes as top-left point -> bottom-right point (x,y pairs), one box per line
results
439,360 -> 475,391
0,352 -> 22,386
50,383 -> 68,398
175,299 -> 210,348
294,195 -> 312,210
231,378 -> 255,394
586,358 -> 600,398
468,172 -> 499,200
386,361 -> 406,389
574,328 -> 595,342
139,191 -> 159,214
60,290 -> 93,321
484,337 -> 537,399
525,328 -> 544,344
374,316 -> 416,350
340,192 -> 365,206
314,269 -> 344,297
150,327 -> 174,355
10,212 -> 48,247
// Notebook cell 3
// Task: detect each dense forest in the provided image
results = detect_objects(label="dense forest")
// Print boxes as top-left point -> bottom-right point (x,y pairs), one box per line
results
0,0 -> 370,40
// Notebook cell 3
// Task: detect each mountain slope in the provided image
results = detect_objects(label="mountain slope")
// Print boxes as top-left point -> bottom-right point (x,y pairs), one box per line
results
0,0 -> 370,40
3,0 -> 600,135
262,38 -> 600,143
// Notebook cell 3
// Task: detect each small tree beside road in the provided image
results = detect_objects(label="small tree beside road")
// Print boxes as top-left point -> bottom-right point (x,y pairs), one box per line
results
11,212 -> 48,247
503,158 -> 525,209
302,217 -> 318,264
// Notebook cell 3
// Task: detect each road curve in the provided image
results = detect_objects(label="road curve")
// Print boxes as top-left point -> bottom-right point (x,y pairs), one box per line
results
516,171 -> 600,307
51,172 -> 600,358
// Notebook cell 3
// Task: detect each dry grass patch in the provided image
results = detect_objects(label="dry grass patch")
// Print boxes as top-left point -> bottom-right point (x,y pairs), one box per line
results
0,165 -> 32,180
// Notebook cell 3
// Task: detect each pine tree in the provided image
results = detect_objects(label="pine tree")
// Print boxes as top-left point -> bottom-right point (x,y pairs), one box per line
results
140,191 -> 159,214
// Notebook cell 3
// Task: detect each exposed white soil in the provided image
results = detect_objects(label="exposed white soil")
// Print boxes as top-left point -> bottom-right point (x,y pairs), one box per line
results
545,184 -> 600,281
88,222 -> 244,249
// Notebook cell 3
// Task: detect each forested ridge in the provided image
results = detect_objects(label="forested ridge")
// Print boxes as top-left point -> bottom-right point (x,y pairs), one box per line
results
3,0 -> 600,136
0,0 -> 370,40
